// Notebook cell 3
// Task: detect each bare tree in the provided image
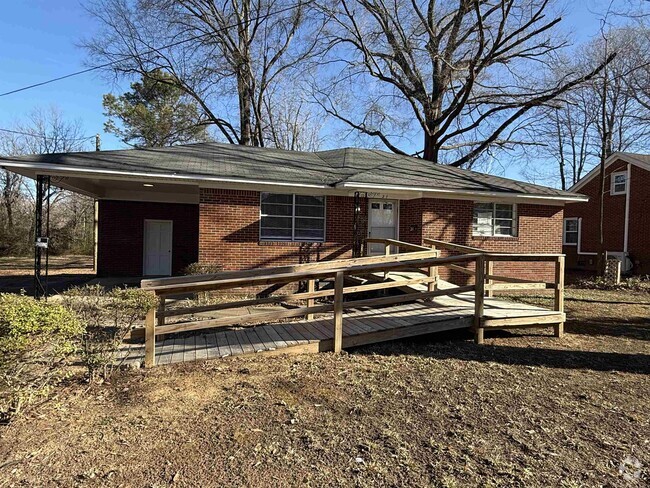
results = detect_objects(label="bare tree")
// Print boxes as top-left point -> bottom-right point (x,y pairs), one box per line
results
527,26 -> 650,190
0,135 -> 27,230
16,107 -> 89,154
263,84 -> 324,150
316,0 -> 614,167
83,0 -> 327,147
0,108 -> 94,256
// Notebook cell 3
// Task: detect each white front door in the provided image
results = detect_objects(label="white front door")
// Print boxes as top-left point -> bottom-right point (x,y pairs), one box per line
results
143,220 -> 173,276
367,200 -> 398,255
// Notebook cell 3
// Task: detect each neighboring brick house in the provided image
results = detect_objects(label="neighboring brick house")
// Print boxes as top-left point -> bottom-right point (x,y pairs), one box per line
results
563,152 -> 650,275
1,142 -> 584,282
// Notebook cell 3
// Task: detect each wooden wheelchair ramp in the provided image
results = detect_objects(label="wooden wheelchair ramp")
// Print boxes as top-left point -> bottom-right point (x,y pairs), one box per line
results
125,239 -> 566,368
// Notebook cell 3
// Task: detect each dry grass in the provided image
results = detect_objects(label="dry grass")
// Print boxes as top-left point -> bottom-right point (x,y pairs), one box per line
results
0,288 -> 648,487
0,255 -> 94,276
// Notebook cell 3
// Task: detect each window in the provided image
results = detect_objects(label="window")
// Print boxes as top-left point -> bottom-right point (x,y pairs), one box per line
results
260,193 -> 325,242
472,203 -> 517,237
611,171 -> 627,195
563,218 -> 579,245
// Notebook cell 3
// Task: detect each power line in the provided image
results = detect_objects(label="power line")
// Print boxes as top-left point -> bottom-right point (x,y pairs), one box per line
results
0,5 -> 299,98
0,127 -> 96,141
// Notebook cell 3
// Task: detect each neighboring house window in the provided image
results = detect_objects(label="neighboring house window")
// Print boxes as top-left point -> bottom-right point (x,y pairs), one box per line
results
563,218 -> 579,245
473,203 -> 517,237
611,171 -> 627,195
260,193 -> 325,242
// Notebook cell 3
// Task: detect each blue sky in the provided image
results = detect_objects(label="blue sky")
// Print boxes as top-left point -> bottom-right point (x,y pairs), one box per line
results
0,0 -> 638,160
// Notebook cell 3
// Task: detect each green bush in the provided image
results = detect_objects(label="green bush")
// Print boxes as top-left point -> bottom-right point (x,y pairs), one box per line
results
61,285 -> 157,380
0,293 -> 84,423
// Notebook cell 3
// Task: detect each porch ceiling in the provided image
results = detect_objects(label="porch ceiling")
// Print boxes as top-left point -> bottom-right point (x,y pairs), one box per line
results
9,165 -> 199,204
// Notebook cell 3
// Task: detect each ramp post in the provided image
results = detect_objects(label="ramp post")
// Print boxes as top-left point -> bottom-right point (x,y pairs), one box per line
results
144,304 -> 157,368
333,271 -> 344,352
307,279 -> 316,320
554,256 -> 565,338
474,255 -> 486,344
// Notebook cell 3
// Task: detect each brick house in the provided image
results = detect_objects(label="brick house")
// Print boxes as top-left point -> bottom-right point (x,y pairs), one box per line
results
1,142 -> 585,281
563,152 -> 650,275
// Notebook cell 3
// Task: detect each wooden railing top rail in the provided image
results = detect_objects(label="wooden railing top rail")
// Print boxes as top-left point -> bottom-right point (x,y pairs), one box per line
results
423,238 -> 484,254
143,253 -> 480,295
141,249 -> 438,289
365,238 -> 431,253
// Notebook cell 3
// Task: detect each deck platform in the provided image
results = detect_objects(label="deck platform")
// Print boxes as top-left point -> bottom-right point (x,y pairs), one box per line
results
118,290 -> 563,367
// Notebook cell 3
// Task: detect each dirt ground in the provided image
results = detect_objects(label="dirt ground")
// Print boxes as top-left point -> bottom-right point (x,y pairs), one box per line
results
0,288 -> 648,487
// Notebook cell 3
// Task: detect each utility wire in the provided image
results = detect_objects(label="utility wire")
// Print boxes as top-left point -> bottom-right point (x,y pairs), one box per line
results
0,127 -> 96,141
0,4 -> 298,98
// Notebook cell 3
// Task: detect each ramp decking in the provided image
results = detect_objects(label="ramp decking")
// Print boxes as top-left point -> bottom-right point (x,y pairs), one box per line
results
118,290 -> 563,367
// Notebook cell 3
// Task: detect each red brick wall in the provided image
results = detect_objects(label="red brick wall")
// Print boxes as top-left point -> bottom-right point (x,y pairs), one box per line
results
198,189 -> 358,270
97,200 -> 199,277
628,165 -> 650,274
198,190 -> 562,282
563,159 -> 646,272
398,199 -> 424,244
414,198 -> 563,282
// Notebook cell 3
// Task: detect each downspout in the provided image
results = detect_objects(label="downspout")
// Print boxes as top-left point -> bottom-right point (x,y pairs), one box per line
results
623,163 -> 631,253
577,218 -> 597,256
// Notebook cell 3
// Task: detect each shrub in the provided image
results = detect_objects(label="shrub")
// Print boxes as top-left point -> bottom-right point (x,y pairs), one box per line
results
182,262 -> 223,276
0,293 -> 84,423
182,262 -> 224,303
572,275 -> 650,293
61,285 -> 157,381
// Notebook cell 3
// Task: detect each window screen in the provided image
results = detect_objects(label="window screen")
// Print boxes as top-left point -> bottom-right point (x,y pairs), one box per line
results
260,193 -> 325,242
472,203 -> 516,237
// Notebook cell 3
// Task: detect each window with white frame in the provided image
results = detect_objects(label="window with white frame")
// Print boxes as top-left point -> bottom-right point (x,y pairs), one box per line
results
611,171 -> 627,195
563,218 -> 579,245
472,203 -> 517,237
260,193 -> 325,242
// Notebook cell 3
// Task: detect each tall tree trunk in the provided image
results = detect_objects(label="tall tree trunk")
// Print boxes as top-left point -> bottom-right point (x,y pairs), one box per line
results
238,73 -> 252,146
597,63 -> 609,275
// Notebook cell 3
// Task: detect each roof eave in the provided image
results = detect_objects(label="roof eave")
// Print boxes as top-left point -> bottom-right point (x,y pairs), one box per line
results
0,161 -> 331,190
337,181 -> 587,204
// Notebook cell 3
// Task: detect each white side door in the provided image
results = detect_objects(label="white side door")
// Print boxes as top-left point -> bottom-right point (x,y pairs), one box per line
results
367,200 -> 398,255
143,220 -> 173,276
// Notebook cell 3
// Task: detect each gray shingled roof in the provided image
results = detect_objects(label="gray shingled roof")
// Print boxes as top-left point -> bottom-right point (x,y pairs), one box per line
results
0,141 -> 582,199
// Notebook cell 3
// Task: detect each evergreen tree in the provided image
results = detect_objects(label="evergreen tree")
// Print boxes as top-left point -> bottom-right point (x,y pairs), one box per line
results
103,70 -> 210,147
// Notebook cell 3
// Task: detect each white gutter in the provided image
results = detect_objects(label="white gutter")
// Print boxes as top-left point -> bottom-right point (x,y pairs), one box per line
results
337,181 -> 587,203
624,163 -> 631,253
0,161 -> 330,189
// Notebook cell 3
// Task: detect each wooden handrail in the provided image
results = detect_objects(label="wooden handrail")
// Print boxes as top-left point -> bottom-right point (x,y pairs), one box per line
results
365,238 -> 432,253
424,238 -> 484,254
145,251 -> 456,295
142,250 -> 437,289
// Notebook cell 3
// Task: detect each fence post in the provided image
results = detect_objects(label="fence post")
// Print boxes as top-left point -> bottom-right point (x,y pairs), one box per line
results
554,255 -> 565,338
474,255 -> 486,344
486,258 -> 494,298
144,303 -> 157,368
333,271 -> 344,353
307,278 -> 316,320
